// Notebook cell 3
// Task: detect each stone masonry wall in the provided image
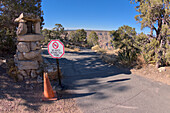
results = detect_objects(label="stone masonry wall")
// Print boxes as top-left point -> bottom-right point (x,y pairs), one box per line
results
14,13 -> 44,81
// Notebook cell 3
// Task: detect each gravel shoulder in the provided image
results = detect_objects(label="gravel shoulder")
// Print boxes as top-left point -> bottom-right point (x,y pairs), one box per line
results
97,49 -> 170,86
0,58 -> 82,113
131,65 -> 170,85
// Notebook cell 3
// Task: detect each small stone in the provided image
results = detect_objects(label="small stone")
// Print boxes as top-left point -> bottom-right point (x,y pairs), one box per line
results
33,55 -> 43,63
31,70 -> 37,78
0,59 -> 6,65
17,52 -> 25,60
24,75 -> 30,79
14,55 -> 18,65
31,42 -> 37,50
158,67 -> 166,72
23,49 -> 41,59
36,69 -> 42,75
17,42 -> 30,52
25,80 -> 30,84
17,60 -> 39,70
26,69 -> 31,76
2,59 -> 6,63
18,70 -> 27,77
37,75 -> 43,83
34,22 -> 41,34
30,42 -> 40,50
16,22 -> 27,35
17,74 -> 23,81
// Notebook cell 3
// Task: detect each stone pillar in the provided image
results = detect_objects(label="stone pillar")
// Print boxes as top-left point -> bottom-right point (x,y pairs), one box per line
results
14,13 -> 44,81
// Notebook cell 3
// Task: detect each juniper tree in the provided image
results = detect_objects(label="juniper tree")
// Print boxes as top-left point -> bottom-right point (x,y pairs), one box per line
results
130,0 -> 170,67
69,31 -> 78,42
75,29 -> 87,43
0,0 -> 43,53
42,28 -> 51,45
52,24 -> 65,40
0,0 -> 43,29
111,25 -> 139,64
87,31 -> 98,46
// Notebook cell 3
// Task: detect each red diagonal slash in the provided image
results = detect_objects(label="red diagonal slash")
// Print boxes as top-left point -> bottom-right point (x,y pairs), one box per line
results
52,42 -> 59,49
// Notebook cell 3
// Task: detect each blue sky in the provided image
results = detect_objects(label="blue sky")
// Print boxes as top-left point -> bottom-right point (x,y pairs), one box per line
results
42,0 -> 150,34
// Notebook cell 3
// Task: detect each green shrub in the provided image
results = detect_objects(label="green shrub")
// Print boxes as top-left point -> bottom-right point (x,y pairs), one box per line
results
111,25 -> 139,65
0,29 -> 16,55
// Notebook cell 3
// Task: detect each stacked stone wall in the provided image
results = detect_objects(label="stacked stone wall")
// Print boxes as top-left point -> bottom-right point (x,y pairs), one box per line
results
14,13 -> 44,81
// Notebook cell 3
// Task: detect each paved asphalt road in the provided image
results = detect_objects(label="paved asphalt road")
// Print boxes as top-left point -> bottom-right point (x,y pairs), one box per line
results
42,48 -> 170,113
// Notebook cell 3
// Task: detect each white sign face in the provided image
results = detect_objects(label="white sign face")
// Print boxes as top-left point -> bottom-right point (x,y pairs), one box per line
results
48,40 -> 65,58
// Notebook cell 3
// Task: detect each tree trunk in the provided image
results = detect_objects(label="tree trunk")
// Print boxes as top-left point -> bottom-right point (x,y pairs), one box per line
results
155,19 -> 163,68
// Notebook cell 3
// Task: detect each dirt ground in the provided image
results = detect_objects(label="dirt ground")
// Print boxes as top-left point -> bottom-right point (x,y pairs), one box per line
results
131,65 -> 170,85
0,58 -> 82,113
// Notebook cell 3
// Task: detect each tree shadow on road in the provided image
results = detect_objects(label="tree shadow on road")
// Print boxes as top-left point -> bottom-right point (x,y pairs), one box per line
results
44,49 -> 132,100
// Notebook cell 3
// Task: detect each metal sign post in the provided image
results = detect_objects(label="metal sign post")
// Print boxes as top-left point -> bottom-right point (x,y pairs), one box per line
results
56,58 -> 62,87
48,40 -> 65,88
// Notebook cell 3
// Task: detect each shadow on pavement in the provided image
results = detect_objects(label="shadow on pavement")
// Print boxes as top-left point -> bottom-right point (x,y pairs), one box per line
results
43,49 -> 132,100
107,78 -> 131,83
58,91 -> 96,100
0,66 -> 54,112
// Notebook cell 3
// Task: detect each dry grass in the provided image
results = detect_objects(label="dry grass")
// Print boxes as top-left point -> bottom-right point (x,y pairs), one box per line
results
65,48 -> 80,52
100,54 -> 118,65
91,45 -> 120,65
134,55 -> 146,68
91,45 -> 100,51
74,47 -> 80,52
91,45 -> 107,54
105,49 -> 120,55
91,45 -> 120,55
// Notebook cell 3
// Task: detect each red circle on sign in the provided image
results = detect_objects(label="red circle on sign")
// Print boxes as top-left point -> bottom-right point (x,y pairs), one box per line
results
52,42 -> 59,49
48,40 -> 65,59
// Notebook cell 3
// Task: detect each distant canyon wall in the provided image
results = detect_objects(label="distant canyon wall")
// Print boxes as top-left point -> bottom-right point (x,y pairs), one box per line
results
65,30 -> 113,50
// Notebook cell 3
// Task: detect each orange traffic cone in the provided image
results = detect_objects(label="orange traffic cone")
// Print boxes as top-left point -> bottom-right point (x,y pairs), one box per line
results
42,72 -> 57,101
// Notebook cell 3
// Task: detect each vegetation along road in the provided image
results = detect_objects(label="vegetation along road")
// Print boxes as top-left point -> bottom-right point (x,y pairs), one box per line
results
43,48 -> 170,113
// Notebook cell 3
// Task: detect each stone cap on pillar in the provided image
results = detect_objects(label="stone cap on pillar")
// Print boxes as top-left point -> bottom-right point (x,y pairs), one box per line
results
15,13 -> 42,35
15,13 -> 41,23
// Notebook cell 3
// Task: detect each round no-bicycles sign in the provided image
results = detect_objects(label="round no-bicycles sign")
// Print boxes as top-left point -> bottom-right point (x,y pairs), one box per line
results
48,40 -> 65,59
